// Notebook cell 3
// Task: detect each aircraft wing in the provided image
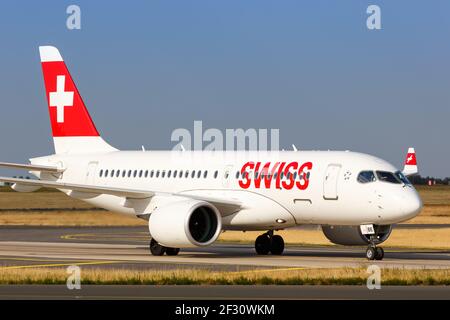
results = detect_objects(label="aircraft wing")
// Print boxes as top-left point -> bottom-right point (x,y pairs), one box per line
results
0,162 -> 64,173
0,176 -> 241,215
0,176 -> 152,199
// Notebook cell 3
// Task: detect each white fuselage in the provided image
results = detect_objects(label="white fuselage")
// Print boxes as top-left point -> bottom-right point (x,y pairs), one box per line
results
30,150 -> 423,231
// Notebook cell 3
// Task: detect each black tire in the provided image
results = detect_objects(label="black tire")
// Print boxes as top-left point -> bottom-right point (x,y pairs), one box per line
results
166,247 -> 180,256
150,238 -> 166,256
375,247 -> 384,260
255,234 -> 271,255
270,235 -> 285,255
366,247 -> 376,260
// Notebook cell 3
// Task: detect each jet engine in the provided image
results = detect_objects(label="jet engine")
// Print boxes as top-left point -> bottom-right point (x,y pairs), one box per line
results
149,199 -> 222,248
321,225 -> 392,245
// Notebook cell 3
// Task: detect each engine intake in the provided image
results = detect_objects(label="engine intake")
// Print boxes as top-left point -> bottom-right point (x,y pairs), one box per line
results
149,199 -> 222,248
321,225 -> 392,246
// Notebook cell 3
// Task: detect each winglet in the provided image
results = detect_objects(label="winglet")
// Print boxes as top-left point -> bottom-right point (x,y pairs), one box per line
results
402,147 -> 418,176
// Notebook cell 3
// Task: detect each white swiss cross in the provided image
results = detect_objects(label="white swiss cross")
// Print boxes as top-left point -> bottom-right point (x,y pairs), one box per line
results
49,75 -> 74,123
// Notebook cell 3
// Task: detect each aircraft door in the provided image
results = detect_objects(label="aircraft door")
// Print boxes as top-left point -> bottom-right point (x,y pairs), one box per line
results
323,164 -> 341,200
86,161 -> 98,185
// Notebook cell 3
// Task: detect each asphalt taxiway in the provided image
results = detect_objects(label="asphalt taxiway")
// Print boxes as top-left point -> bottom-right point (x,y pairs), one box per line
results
0,285 -> 449,300
0,226 -> 449,299
0,226 -> 449,270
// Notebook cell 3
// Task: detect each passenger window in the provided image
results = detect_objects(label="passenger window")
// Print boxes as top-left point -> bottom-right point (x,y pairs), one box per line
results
156,170 -> 160,178
179,170 -> 183,178
144,170 -> 148,178
173,170 -> 177,177
99,169 -> 103,177
376,171 -> 401,184
162,171 -> 166,178
133,170 -> 137,178
105,170 -> 109,177
203,171 -> 208,179
168,170 -> 172,178
185,170 -> 189,178
197,171 -> 201,178
128,170 -> 132,178
116,170 -> 120,178
122,170 -> 126,178
139,170 -> 143,178
214,171 -> 218,178
191,171 -> 196,178
111,170 -> 115,177
357,171 -> 376,183
235,171 -> 240,179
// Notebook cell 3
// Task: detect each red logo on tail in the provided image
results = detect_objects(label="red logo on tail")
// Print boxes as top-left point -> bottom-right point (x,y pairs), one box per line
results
405,153 -> 417,165
41,61 -> 99,137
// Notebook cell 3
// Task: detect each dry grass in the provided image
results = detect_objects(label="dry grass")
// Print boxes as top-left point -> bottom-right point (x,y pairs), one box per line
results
0,190 -> 145,226
415,185 -> 450,206
0,211 -> 146,226
0,267 -> 449,285
0,190 -> 94,209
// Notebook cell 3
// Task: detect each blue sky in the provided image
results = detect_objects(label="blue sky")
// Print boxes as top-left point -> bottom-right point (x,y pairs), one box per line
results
0,1 -> 449,177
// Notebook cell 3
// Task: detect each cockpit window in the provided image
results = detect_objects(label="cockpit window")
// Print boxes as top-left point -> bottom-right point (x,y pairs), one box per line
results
376,171 -> 401,184
395,171 -> 411,185
357,171 -> 376,183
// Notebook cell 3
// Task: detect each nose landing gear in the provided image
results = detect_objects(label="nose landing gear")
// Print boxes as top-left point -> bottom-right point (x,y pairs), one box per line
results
366,236 -> 384,260
254,230 -> 285,255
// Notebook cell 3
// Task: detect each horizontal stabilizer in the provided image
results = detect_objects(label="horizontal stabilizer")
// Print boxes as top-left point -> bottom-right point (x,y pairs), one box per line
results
0,162 -> 64,173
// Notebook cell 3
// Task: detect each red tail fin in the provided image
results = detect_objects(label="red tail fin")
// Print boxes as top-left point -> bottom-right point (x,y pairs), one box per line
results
403,147 -> 418,176
40,46 -> 99,137
39,46 -> 116,154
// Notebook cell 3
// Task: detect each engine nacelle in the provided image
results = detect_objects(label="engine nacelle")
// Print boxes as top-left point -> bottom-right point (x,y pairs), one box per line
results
149,199 -> 222,248
321,225 -> 392,246
11,183 -> 42,193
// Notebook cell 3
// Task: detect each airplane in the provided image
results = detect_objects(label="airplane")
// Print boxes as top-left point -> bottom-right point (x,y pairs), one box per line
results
0,46 -> 423,260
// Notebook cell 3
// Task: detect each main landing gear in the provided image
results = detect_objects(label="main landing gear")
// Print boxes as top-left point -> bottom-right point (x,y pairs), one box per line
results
254,230 -> 285,255
365,236 -> 384,261
149,238 -> 180,256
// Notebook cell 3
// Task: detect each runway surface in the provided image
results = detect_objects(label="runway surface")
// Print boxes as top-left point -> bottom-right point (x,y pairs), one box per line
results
0,226 -> 449,299
1,226 -> 450,270
0,285 -> 449,300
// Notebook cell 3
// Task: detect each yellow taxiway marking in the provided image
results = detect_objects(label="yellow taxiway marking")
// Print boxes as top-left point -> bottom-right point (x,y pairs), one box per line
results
61,232 -> 149,241
226,266 -> 306,275
0,260 -> 120,270
0,257 -> 78,262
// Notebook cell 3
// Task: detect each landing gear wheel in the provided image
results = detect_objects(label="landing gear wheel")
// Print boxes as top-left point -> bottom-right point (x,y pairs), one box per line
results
166,247 -> 180,256
270,235 -> 285,255
375,247 -> 384,260
150,238 -> 166,256
366,247 -> 376,260
255,234 -> 271,255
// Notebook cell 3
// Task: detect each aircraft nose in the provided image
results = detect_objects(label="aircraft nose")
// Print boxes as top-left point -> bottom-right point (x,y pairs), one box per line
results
402,188 -> 423,219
